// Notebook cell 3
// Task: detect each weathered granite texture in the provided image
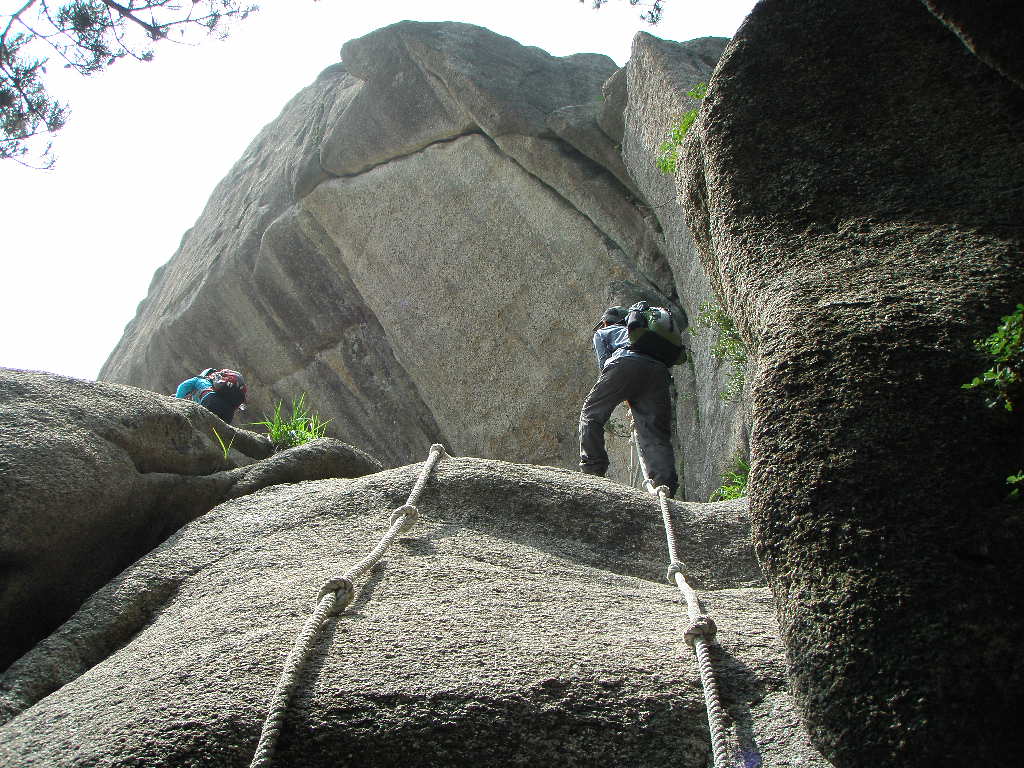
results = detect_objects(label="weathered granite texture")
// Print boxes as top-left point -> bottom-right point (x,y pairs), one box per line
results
619,33 -> 746,503
681,0 -> 1024,764
99,21 -> 739,501
0,458 -> 831,767
0,368 -> 381,672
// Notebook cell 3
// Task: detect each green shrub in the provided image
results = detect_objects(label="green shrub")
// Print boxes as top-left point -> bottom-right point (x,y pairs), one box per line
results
1009,472 -> 1024,502
695,302 -> 747,401
655,82 -> 707,175
709,455 -> 750,501
253,393 -> 332,450
963,303 -> 1023,500
963,303 -> 1023,412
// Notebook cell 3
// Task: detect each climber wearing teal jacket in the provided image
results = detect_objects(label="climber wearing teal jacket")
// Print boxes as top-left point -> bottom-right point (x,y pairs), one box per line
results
175,368 -> 247,424
175,369 -> 215,400
578,306 -> 678,497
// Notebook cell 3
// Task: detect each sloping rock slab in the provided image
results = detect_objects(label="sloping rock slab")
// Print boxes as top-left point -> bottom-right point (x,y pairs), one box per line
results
681,0 -> 1024,764
0,459 -> 830,767
0,370 -> 379,671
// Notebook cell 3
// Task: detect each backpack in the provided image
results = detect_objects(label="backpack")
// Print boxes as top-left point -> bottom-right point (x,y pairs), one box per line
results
626,302 -> 686,366
208,369 -> 248,407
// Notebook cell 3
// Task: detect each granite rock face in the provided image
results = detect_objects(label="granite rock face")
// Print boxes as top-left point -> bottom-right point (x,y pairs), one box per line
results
100,63 -> 442,471
0,458 -> 830,768
618,33 -> 747,503
681,0 -> 1024,764
0,368 -> 380,672
99,21 -> 738,501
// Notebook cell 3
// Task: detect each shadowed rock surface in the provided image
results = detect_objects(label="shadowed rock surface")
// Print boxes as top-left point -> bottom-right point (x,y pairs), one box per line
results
921,0 -> 1024,89
681,0 -> 1024,764
0,458 -> 830,767
98,21 -> 738,501
0,369 -> 381,671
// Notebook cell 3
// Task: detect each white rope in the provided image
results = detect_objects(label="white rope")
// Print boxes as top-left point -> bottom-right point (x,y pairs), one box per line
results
627,410 -> 642,490
634,429 -> 730,768
249,443 -> 447,768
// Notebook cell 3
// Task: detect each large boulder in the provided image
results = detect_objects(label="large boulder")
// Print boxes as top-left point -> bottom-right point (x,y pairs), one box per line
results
681,0 -> 1024,764
100,22 -> 646,471
99,20 -> 738,501
0,368 -> 381,671
0,458 -> 830,767
619,33 -> 745,503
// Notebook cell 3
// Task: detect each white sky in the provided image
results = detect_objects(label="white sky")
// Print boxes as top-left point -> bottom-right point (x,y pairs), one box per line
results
0,0 -> 755,381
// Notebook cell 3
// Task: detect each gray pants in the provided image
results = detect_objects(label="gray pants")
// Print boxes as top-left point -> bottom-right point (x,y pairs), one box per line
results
578,355 -> 678,496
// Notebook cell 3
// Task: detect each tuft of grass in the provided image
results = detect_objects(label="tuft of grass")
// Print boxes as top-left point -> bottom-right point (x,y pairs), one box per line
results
211,426 -> 235,461
709,455 -> 750,502
253,393 -> 332,450
655,82 -> 707,175
1008,472 -> 1024,502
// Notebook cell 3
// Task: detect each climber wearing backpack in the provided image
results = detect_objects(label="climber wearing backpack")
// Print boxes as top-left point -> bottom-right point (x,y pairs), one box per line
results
175,367 -> 249,424
578,302 -> 685,497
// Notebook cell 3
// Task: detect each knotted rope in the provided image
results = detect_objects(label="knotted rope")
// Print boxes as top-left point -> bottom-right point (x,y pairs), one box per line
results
633,431 -> 730,768
249,443 -> 447,768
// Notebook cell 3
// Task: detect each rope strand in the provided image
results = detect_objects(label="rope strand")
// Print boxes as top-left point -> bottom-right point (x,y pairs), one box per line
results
634,428 -> 731,768
251,436 -> 728,766
249,444 -> 447,768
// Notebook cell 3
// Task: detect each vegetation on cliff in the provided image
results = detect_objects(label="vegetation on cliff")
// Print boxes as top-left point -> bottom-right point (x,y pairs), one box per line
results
695,301 -> 747,402
709,453 -> 749,501
254,393 -> 332,450
964,303 -> 1024,499
654,81 -> 706,175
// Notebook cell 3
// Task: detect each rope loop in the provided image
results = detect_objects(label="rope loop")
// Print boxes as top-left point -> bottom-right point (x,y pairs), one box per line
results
653,484 -> 671,498
684,614 -> 718,647
317,577 -> 354,615
429,443 -> 448,457
389,504 -> 419,532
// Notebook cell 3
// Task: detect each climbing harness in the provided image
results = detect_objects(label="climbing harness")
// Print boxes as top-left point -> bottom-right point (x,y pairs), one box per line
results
633,429 -> 731,768
248,443 -> 447,768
